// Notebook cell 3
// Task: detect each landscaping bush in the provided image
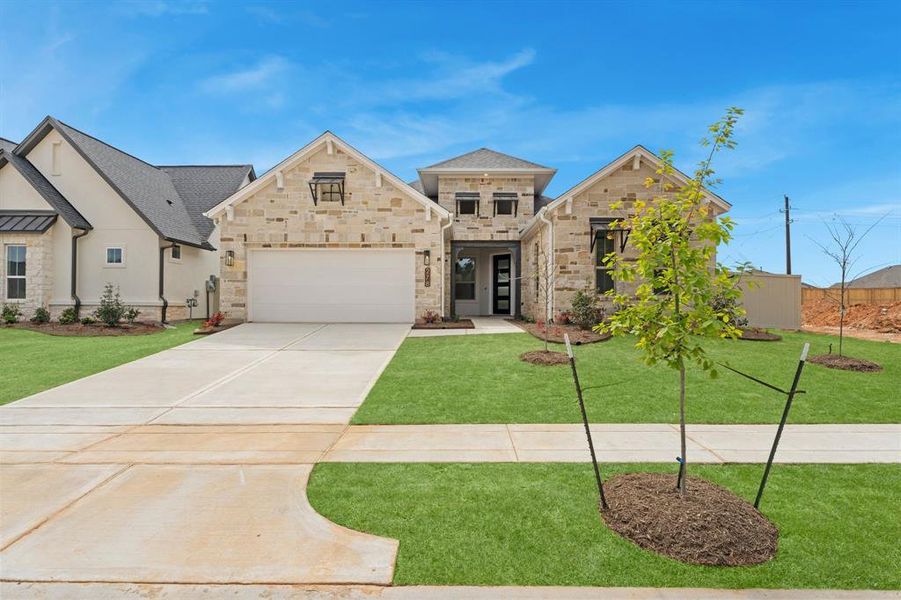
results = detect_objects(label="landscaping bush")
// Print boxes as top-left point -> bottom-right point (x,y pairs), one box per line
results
203,311 -> 225,328
58,307 -> 78,325
2,303 -> 22,324
421,310 -> 441,324
570,289 -> 605,330
93,283 -> 135,326
124,307 -> 141,324
30,306 -> 51,324
80,316 -> 96,325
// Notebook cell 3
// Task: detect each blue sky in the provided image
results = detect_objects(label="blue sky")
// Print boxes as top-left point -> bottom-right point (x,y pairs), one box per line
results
1,0 -> 899,285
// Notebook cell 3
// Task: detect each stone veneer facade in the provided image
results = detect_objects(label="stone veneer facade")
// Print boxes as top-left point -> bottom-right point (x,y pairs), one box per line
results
0,232 -> 53,318
521,159 -> 718,320
216,146 -> 444,321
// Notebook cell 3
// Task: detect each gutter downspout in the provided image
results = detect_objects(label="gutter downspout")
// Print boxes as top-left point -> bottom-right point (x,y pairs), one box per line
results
439,216 -> 454,318
71,228 -> 89,318
159,242 -> 176,324
538,207 -> 555,323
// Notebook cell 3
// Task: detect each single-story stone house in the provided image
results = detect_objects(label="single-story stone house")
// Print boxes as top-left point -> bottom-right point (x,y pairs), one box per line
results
0,116 -> 254,322
206,132 -> 730,323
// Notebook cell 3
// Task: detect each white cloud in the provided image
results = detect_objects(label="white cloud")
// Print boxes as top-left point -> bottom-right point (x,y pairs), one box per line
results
199,56 -> 291,94
118,1 -> 209,17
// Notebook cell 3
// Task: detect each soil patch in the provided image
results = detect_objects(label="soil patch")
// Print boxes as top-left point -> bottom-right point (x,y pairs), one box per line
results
803,298 -> 901,333
600,472 -> 778,566
520,350 -> 569,366
412,319 -> 474,330
808,354 -> 883,372
4,321 -> 165,337
739,328 -> 782,342
508,320 -> 610,344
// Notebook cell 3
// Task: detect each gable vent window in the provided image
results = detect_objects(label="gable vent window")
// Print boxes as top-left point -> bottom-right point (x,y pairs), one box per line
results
455,192 -> 480,216
105,247 -> 125,266
308,172 -> 345,206
492,192 -> 519,217
171,245 -> 181,260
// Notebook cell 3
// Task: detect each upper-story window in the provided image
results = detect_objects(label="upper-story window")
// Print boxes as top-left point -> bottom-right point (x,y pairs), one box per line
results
5,245 -> 26,300
106,247 -> 125,267
492,192 -> 518,217
455,192 -> 479,216
170,245 -> 181,260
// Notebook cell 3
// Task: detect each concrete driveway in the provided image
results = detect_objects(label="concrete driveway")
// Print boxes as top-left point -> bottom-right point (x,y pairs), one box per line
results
0,323 -> 408,585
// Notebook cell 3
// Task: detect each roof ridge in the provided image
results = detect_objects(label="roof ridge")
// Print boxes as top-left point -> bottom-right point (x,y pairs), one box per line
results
54,118 -> 161,171
422,146 -> 553,170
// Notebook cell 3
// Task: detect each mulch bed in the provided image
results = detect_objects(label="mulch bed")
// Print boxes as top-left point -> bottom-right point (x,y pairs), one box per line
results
508,320 -> 611,344
412,319 -> 474,330
4,322 -> 164,337
193,321 -> 242,335
738,328 -> 783,342
808,354 -> 883,372
520,350 -> 570,366
600,472 -> 778,566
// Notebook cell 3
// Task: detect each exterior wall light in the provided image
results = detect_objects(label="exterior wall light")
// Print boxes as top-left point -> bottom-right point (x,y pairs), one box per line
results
225,250 -> 235,267
423,249 -> 431,265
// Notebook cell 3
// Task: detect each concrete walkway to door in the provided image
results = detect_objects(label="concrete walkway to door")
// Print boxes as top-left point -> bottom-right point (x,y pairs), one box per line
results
0,323 -> 409,586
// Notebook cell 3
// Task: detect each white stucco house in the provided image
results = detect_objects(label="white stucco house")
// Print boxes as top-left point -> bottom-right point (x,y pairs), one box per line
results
0,117 -> 254,322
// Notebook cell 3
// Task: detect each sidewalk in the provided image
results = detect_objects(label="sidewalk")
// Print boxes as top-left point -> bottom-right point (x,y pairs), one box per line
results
322,423 -> 901,463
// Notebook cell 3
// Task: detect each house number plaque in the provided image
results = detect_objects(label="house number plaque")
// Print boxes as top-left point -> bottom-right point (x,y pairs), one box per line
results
424,266 -> 431,287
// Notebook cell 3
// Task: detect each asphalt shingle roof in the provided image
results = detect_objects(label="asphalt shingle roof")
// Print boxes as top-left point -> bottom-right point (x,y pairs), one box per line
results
0,137 -> 17,152
422,147 -> 552,171
159,165 -> 255,240
833,265 -> 901,288
0,149 -> 91,229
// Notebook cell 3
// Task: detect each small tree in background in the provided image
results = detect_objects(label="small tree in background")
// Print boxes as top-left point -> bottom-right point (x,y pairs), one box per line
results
810,215 -> 885,357
597,107 -> 745,495
533,229 -> 560,352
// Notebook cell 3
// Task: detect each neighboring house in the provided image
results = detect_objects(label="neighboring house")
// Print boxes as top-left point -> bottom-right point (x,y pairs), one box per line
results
206,132 -> 730,323
0,117 -> 254,321
830,264 -> 901,289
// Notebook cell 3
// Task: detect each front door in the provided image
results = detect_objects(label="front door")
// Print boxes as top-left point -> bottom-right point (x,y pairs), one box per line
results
492,254 -> 512,314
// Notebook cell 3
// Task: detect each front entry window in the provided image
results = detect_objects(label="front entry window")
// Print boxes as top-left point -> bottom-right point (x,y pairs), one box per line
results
6,245 -> 26,299
455,257 -> 476,300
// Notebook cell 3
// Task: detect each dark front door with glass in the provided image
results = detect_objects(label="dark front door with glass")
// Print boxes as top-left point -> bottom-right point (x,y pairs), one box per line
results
492,254 -> 511,314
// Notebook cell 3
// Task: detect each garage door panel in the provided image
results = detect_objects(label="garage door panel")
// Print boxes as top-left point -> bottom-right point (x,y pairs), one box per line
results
249,250 -> 415,323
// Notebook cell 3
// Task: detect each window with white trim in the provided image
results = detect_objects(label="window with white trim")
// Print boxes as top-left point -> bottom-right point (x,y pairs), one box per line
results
106,247 -> 124,266
6,245 -> 26,300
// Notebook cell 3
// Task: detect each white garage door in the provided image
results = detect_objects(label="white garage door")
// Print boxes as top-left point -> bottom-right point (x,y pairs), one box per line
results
248,249 -> 415,323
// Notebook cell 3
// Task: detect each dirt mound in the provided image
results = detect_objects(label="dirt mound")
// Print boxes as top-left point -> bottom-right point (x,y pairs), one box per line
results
808,354 -> 883,372
802,299 -> 901,333
600,472 -> 778,566
520,350 -> 569,366
739,328 -> 782,341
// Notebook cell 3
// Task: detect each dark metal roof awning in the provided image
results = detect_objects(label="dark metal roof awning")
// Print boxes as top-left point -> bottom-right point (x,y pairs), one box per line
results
492,192 -> 519,217
590,217 -> 631,253
0,211 -> 58,233
455,192 -> 480,216
308,172 -> 345,206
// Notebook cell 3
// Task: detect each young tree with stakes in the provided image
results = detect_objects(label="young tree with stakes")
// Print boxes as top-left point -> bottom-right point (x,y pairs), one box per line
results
597,108 -> 746,495
810,215 -> 885,357
534,228 -> 559,353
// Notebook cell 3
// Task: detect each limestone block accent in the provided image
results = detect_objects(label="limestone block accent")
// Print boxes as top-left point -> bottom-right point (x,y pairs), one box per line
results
217,147 -> 443,321
436,176 -> 535,241
0,230 -> 54,319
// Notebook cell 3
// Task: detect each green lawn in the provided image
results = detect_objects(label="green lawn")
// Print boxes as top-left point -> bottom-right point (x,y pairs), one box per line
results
309,462 -> 900,589
0,321 -> 201,405
353,331 -> 900,424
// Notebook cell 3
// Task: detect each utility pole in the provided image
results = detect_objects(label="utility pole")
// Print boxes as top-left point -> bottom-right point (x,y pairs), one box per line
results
780,195 -> 793,274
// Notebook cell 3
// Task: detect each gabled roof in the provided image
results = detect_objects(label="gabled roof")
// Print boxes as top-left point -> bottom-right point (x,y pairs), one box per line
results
206,131 -> 450,220
14,116 -> 251,249
521,145 -> 731,238
417,147 -> 556,198
159,165 -> 256,241
422,147 -> 552,171
0,149 -> 91,229
833,264 -> 901,288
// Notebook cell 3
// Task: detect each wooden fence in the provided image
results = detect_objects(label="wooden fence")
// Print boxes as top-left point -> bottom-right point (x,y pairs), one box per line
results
802,287 -> 901,305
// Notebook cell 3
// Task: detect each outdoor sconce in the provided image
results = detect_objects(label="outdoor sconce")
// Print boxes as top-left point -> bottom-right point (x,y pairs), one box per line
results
225,250 -> 235,266
423,249 -> 430,265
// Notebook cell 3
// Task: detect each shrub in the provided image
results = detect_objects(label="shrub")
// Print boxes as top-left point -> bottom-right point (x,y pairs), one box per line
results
203,311 -> 225,328
124,307 -> 141,324
31,306 -> 51,324
93,283 -> 127,326
421,310 -> 441,324
570,288 -> 605,330
555,311 -> 572,325
58,307 -> 78,325
2,303 -> 22,324
80,316 -> 96,325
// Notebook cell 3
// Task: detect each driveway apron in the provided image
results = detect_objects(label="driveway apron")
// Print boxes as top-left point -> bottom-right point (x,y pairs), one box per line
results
0,323 -> 407,585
